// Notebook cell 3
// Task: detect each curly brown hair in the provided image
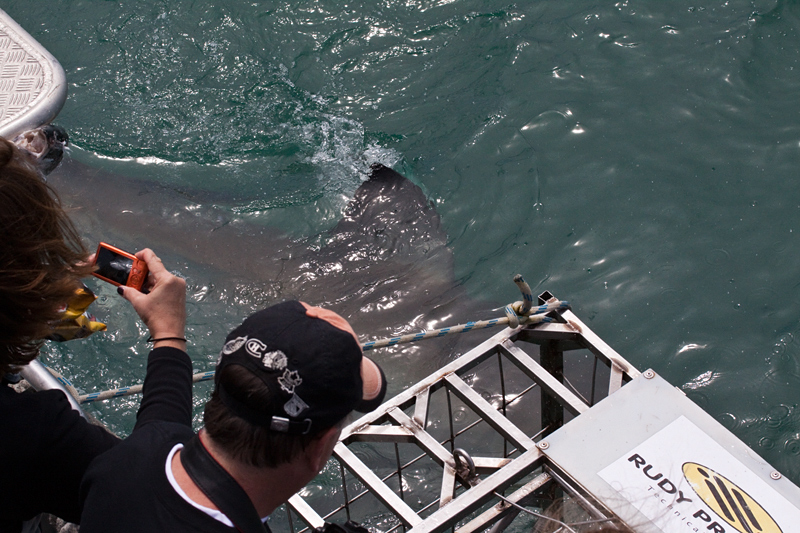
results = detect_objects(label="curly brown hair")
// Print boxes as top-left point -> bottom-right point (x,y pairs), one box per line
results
0,137 -> 92,373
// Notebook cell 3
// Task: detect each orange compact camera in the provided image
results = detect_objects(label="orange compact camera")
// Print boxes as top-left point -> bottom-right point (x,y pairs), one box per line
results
91,242 -> 148,291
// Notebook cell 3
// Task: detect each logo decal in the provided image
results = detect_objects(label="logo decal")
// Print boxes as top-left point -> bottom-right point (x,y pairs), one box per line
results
683,462 -> 782,533
245,338 -> 268,358
284,394 -> 309,417
278,369 -> 302,394
222,336 -> 247,355
262,350 -> 287,370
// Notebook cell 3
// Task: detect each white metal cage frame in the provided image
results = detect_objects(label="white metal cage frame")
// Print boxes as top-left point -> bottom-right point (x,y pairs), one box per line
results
281,291 -> 640,533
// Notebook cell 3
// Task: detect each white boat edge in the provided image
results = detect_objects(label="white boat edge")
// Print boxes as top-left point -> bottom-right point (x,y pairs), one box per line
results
0,8 -> 67,140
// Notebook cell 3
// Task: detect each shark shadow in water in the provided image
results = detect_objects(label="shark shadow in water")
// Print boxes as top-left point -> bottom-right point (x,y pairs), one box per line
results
48,157 -> 499,382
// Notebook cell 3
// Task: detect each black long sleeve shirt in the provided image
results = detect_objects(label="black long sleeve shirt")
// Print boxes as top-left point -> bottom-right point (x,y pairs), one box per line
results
79,347 -> 252,532
0,377 -> 119,532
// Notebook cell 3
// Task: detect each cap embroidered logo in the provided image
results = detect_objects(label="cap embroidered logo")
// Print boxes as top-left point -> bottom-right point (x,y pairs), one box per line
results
278,369 -> 302,394
284,394 -> 309,417
262,350 -> 287,370
214,300 -> 387,434
223,336 -> 247,355
245,338 -> 268,358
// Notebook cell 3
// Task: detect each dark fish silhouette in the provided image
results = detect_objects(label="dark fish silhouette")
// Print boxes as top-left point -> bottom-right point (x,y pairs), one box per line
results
47,151 -> 497,382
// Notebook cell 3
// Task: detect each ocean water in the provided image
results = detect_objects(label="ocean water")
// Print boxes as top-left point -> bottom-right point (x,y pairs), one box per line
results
6,0 -> 800,517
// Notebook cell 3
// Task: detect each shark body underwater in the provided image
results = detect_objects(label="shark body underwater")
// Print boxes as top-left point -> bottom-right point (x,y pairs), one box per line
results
43,145 -> 499,384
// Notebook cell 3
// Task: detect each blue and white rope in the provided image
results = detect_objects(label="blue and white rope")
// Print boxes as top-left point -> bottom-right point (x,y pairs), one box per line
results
76,276 -> 569,404
362,299 -> 568,352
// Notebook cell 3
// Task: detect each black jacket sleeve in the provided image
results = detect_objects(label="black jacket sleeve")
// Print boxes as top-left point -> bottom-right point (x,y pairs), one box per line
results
134,346 -> 193,430
0,386 -> 120,527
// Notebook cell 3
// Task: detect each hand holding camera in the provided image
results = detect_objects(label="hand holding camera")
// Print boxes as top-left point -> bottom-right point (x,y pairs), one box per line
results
91,242 -> 149,291
92,244 -> 187,349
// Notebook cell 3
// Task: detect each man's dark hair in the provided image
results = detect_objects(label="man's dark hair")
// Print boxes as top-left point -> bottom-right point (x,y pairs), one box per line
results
0,137 -> 91,374
204,364 -> 335,468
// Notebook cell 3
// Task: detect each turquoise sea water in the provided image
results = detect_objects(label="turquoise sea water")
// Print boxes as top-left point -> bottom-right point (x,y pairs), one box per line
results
6,0 -> 800,512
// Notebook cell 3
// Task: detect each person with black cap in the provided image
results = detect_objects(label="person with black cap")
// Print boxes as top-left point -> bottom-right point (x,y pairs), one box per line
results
78,251 -> 387,533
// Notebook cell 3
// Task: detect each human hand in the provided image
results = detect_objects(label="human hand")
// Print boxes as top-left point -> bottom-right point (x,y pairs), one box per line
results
117,249 -> 187,351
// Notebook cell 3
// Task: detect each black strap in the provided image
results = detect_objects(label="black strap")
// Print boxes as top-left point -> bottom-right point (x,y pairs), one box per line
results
180,435 -> 268,533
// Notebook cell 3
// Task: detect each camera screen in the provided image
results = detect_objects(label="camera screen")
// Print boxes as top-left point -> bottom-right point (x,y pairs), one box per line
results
95,247 -> 133,285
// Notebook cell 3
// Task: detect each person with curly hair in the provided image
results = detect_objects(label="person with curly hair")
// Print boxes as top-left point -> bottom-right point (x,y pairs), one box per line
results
0,136 -> 120,532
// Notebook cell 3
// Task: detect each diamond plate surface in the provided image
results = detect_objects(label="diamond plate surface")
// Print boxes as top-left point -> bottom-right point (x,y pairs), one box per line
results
0,9 -> 66,139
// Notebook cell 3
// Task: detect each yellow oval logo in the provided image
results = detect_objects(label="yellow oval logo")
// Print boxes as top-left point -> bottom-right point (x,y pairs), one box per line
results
682,462 -> 782,533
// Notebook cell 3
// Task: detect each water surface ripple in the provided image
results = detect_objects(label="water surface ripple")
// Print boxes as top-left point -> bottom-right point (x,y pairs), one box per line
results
6,0 -> 800,489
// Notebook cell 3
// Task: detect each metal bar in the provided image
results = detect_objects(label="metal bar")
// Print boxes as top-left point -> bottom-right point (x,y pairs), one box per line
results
20,360 -> 86,418
414,388 -> 431,427
395,443 -> 405,501
341,462 -> 352,521
454,418 -> 485,442
539,339 -> 564,435
286,503 -> 297,533
440,464 -> 457,508
334,443 -> 423,527
394,427 -> 509,478
559,309 -> 640,380
609,366 -> 624,394
458,472 -> 552,533
562,375 -> 590,406
515,323 -> 584,349
443,374 -> 535,452
396,451 -> 432,480
472,457 -> 512,474
486,509 -> 519,533
406,447 -> 545,533
389,408 -> 457,468
340,332 -> 518,440
347,425 -> 416,443
288,494 -> 326,530
505,382 -> 539,408
497,352 -> 508,458
446,387 -> 455,453
418,498 -> 443,518
500,342 -> 588,416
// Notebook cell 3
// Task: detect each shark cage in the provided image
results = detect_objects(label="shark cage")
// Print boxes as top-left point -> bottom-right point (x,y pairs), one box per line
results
277,291 -> 800,533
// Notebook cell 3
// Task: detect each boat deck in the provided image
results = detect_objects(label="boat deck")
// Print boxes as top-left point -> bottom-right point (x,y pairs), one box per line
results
0,8 -> 66,139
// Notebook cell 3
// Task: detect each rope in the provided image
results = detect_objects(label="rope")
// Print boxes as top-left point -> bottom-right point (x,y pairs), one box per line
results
44,365 -> 81,401
361,299 -> 568,351
79,370 -> 216,404
77,275 -> 569,405
491,492 -> 618,533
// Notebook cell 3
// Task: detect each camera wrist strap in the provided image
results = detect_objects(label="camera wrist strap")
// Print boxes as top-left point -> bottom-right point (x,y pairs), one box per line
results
180,434 -> 269,533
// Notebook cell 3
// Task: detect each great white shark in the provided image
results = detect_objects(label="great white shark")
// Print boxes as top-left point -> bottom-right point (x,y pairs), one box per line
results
44,149 -> 500,384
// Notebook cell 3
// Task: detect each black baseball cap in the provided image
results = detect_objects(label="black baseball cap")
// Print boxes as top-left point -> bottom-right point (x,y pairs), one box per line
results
215,300 -> 387,435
